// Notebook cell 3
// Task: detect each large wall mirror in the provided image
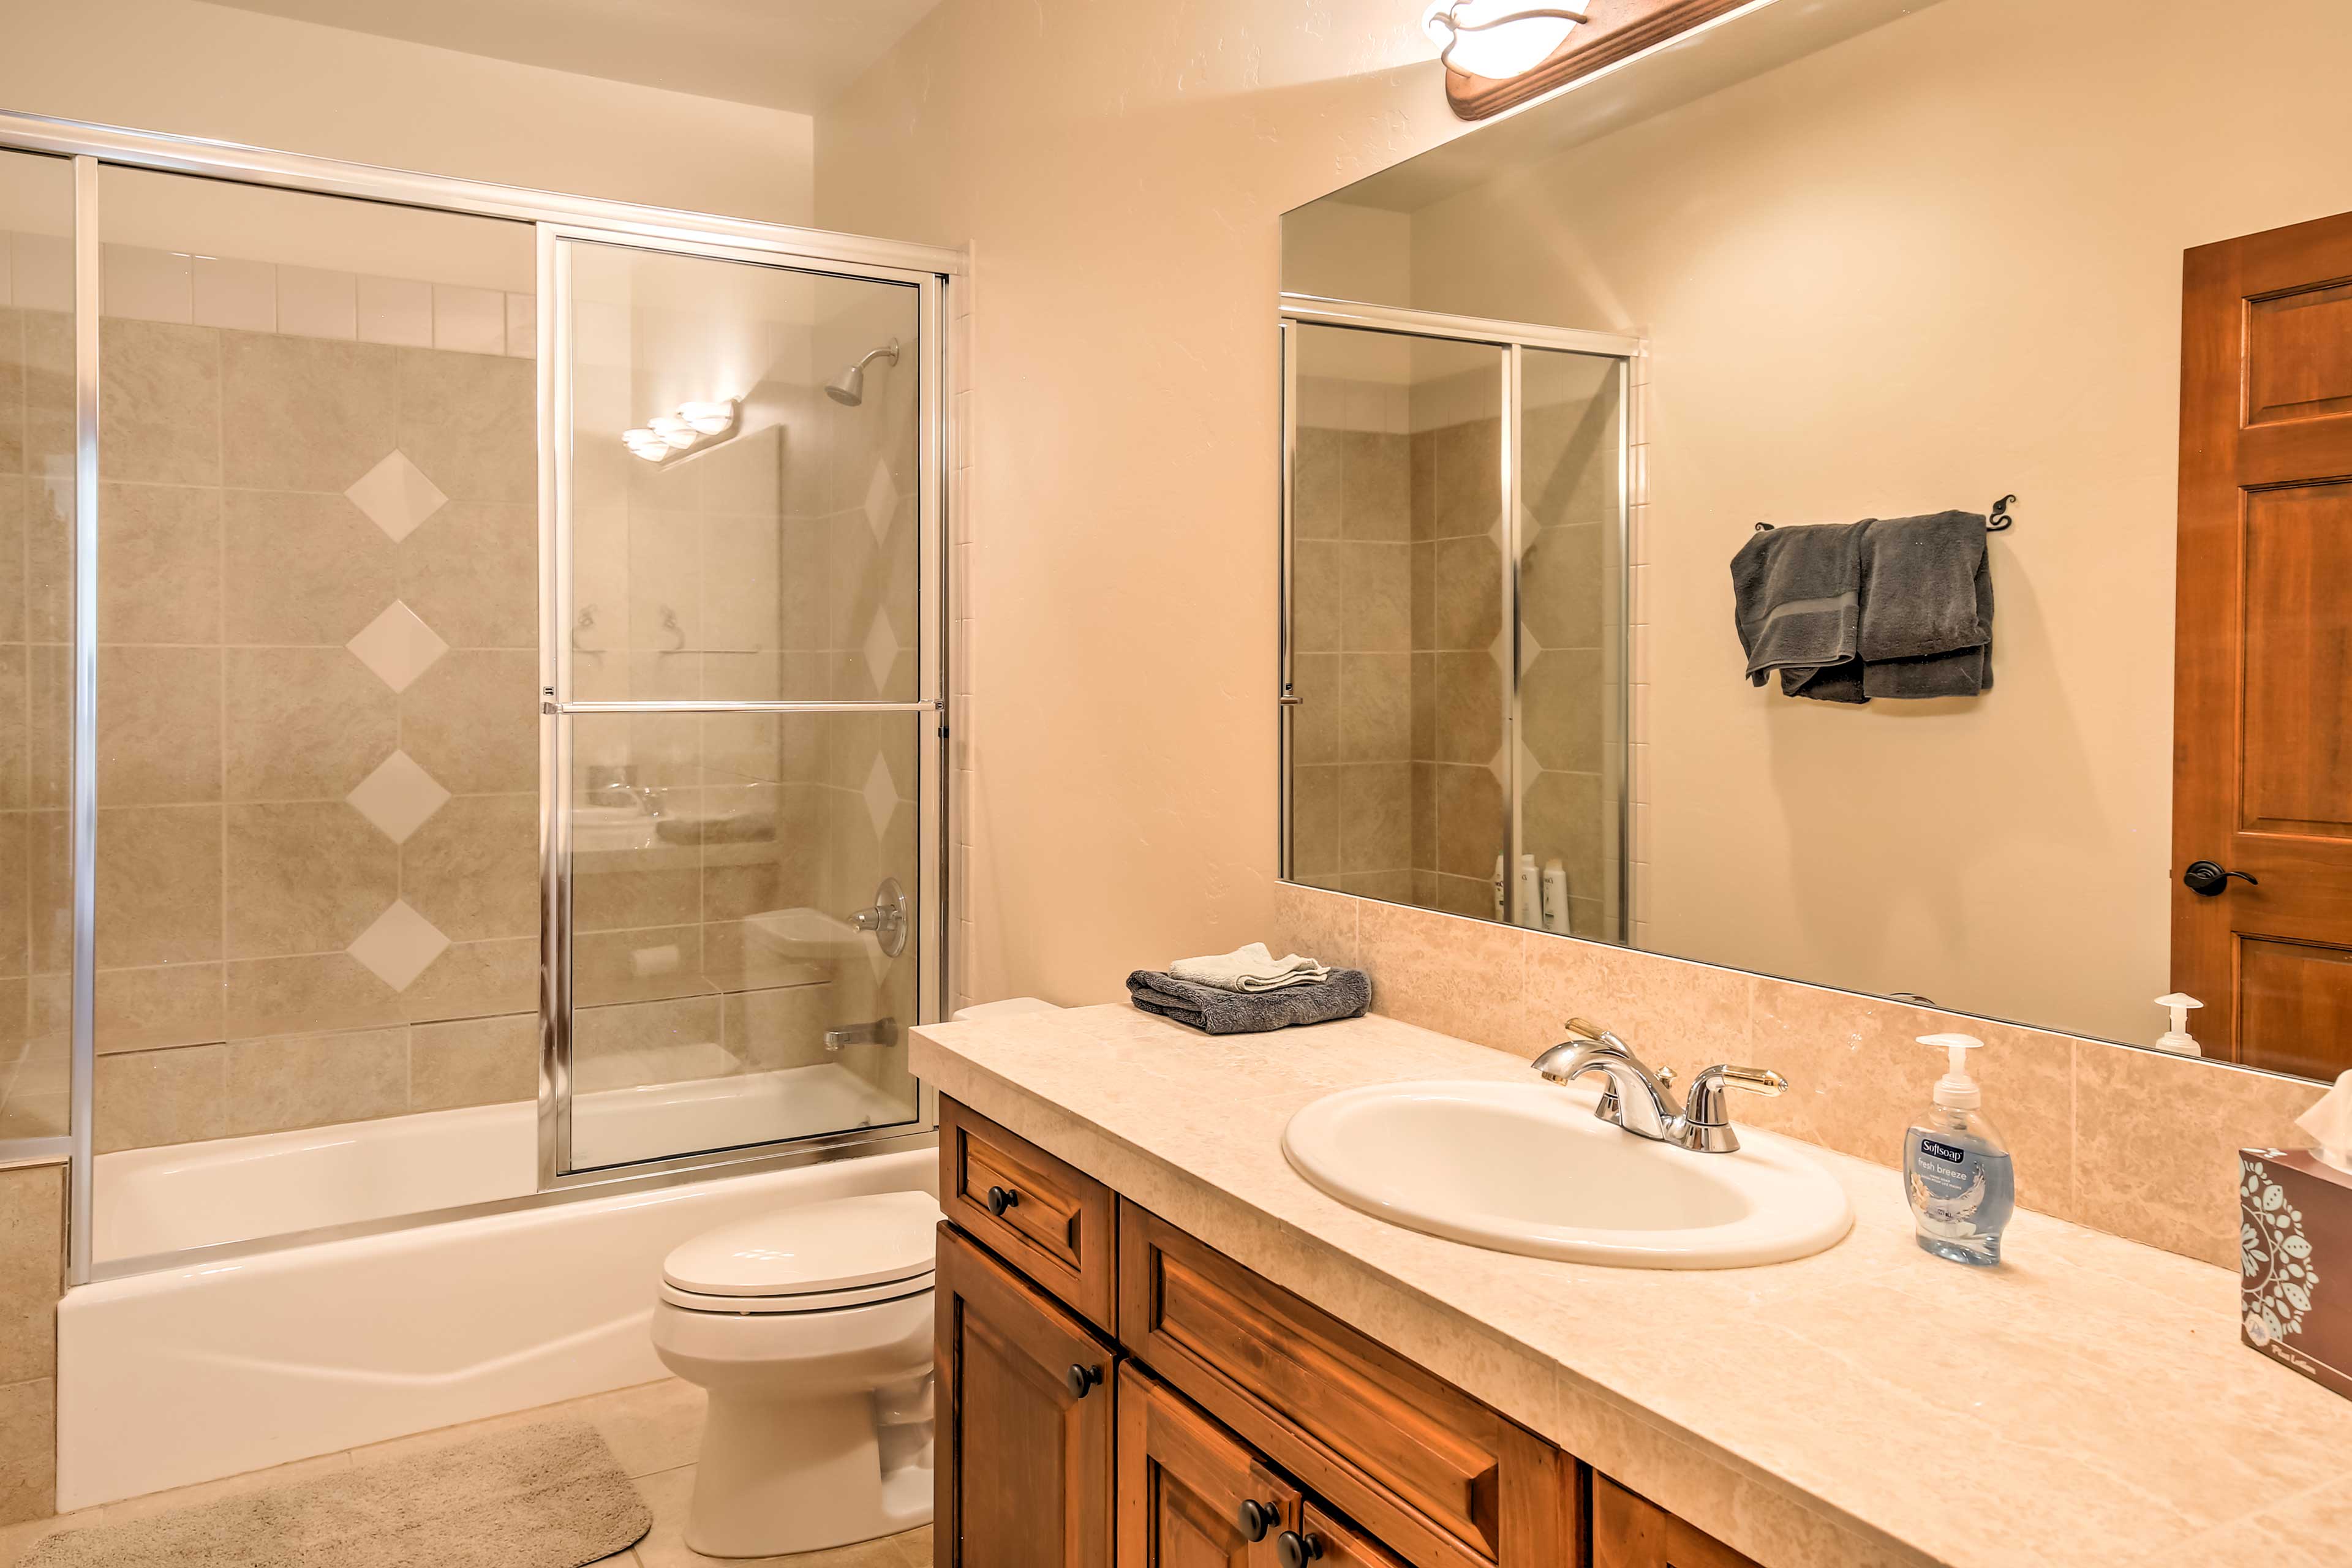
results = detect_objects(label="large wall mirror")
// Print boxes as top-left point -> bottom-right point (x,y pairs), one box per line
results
1278,0 -> 2352,1084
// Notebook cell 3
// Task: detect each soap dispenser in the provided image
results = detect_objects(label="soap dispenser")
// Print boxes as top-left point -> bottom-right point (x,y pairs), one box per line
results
2152,993 -> 2204,1057
1902,1033 -> 2016,1267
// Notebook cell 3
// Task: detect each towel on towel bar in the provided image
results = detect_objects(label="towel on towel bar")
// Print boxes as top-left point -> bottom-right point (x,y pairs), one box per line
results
1730,511 -> 1992,702
1729,519 -> 1871,699
1126,968 -> 1371,1035
1856,510 -> 1994,698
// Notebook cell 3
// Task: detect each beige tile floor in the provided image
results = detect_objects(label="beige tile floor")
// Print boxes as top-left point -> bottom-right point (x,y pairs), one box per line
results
0,1378 -> 932,1568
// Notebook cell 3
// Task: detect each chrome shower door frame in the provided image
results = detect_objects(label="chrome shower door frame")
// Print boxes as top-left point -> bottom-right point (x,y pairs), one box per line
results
535,224 -> 952,1189
1273,294 -> 1640,931
0,107 -> 961,1285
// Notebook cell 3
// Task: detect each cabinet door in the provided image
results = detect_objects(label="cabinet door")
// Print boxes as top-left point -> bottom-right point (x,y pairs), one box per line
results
1119,1365 -> 1299,1568
938,1223 -> 1118,1568
1592,1475 -> 1760,1568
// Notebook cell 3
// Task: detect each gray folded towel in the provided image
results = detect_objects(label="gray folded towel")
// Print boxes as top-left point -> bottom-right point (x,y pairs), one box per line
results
1857,510 -> 1993,698
1126,968 -> 1371,1035
1729,520 -> 1870,696
1731,511 -> 1992,703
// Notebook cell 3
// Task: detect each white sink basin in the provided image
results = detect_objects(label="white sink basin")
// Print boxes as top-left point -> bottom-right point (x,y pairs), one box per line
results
1282,1080 -> 1853,1270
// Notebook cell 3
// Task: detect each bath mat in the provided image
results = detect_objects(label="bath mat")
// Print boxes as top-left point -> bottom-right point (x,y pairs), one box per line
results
23,1420 -> 652,1568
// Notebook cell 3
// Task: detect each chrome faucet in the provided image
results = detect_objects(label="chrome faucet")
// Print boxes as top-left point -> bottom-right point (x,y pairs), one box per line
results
1529,1017 -> 1788,1153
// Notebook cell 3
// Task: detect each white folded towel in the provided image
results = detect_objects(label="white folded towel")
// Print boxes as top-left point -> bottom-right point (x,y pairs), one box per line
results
1169,941 -> 1330,993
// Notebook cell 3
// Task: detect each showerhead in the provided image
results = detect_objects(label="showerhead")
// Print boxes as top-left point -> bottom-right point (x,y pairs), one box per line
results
824,337 -> 902,407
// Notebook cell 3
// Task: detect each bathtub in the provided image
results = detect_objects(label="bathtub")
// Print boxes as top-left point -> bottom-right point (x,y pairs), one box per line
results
57,1063 -> 933,1510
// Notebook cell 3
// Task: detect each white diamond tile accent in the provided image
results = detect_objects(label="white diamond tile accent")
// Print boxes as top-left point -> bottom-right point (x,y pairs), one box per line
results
347,900 -> 451,992
345,450 -> 447,541
347,750 -> 451,843
347,601 -> 448,693
862,462 -> 899,545
862,612 -> 901,693
861,753 -> 899,840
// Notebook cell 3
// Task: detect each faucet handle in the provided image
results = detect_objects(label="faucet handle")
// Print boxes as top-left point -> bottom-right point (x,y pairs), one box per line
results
1681,1065 -> 1788,1152
1565,1016 -> 1610,1041
1690,1064 -> 1786,1107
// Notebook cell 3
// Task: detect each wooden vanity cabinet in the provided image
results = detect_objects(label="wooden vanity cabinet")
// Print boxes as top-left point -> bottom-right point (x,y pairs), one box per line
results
1591,1476 -> 1760,1568
935,1096 -> 1762,1568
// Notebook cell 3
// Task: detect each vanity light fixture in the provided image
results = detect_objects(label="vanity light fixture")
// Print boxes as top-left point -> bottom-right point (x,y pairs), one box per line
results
1430,0 -> 1758,122
1421,1 -> 1589,82
624,398 -> 741,464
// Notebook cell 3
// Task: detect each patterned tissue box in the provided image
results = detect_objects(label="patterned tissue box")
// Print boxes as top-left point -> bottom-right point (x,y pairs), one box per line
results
2241,1147 -> 2352,1401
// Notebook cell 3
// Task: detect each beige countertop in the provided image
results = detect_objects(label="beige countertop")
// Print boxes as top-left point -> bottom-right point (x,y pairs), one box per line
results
911,1005 -> 2352,1568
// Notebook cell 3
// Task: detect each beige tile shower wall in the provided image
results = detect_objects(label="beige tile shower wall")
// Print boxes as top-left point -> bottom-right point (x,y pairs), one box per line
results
1516,367 -> 1626,941
61,301 -> 545,1152
808,295 -> 923,1102
1274,881 -> 2321,1270
1291,377 -> 1415,905
0,1160 -> 63,1524
1406,409 -> 1506,920
0,278 -> 74,1140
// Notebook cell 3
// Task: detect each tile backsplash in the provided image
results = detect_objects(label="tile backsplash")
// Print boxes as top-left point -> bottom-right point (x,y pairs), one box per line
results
1275,881 -> 2321,1269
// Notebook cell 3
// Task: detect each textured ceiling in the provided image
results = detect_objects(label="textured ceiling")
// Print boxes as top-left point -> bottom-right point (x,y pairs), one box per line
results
204,0 -> 945,113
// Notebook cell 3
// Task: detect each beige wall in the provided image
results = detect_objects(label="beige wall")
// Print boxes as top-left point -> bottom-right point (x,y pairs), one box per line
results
1390,0 -> 2352,1046
816,2 -> 1471,1006
0,0 -> 813,225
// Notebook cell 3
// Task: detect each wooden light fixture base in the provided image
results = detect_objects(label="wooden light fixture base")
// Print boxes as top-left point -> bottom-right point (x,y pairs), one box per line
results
1442,0 -> 1757,120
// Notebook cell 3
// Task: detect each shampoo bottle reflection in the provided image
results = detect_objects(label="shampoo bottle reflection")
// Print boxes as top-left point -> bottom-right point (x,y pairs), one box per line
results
1902,1033 -> 2016,1267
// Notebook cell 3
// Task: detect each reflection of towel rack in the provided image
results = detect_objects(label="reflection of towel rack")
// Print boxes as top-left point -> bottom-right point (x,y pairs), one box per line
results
1754,496 -> 2018,534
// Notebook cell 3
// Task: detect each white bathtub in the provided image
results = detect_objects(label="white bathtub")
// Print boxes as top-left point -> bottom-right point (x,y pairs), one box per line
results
58,1064 -> 933,1510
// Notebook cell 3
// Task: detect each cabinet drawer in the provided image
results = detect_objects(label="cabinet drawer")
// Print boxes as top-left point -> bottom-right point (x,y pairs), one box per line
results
1118,1202 -> 1575,1568
940,1096 -> 1118,1332
1593,1475 -> 1760,1568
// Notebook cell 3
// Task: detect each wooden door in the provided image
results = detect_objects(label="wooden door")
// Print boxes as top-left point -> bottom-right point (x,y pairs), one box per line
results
1117,1366 -> 1296,1568
2174,208 -> 2352,1077
937,1224 -> 1117,1568
1591,1475 -> 1760,1568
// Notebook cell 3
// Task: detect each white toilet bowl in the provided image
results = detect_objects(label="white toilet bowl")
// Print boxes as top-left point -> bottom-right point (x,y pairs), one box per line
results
651,1189 -> 943,1558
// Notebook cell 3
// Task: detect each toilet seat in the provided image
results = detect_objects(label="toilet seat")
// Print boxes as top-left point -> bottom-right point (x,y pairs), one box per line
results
660,1190 -> 941,1314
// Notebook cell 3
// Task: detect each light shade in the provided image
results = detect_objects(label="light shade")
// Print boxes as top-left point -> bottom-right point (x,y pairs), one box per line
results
1422,1 -> 1586,81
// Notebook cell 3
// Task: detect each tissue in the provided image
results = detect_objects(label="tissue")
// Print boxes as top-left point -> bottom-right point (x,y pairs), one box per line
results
2297,1069 -> 2352,1175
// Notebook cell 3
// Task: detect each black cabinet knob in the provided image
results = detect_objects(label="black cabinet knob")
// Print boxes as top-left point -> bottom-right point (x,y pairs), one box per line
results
1237,1499 -> 1279,1542
1064,1363 -> 1102,1400
986,1185 -> 1019,1216
2183,860 -> 2260,897
1276,1530 -> 1325,1568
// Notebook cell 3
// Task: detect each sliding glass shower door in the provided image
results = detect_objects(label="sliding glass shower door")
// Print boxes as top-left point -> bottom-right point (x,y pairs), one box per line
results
546,235 -> 940,1177
1280,302 -> 1632,940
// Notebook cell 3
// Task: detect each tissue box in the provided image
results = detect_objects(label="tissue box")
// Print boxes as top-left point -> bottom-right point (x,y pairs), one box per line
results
2241,1147 -> 2352,1401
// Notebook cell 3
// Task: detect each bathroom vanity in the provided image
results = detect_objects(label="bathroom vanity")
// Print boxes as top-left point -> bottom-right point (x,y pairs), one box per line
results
932,1090 -> 1746,1568
919,1006 -> 2352,1568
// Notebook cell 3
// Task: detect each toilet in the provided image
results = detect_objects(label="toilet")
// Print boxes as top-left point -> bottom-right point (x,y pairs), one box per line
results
651,1189 -> 944,1559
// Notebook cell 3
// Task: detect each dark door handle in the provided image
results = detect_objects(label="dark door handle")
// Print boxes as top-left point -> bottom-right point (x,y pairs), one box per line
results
986,1185 -> 1019,1216
1064,1363 -> 1102,1399
1237,1499 -> 1280,1542
2183,860 -> 2259,897
1276,1530 -> 1325,1568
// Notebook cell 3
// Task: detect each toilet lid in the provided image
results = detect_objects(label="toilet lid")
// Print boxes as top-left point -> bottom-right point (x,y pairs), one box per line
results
662,1191 -> 943,1299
